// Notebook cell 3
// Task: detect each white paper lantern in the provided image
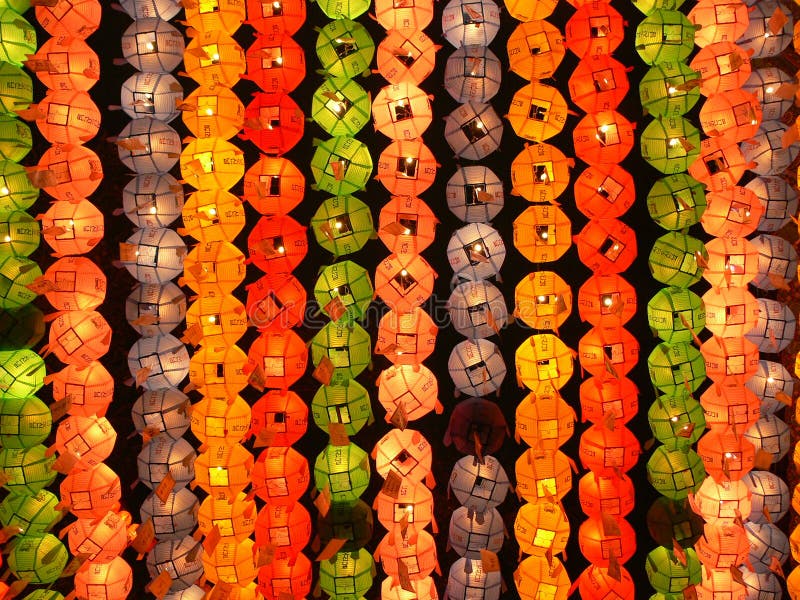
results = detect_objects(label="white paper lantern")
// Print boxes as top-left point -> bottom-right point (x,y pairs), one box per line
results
745,360 -> 795,416
448,339 -> 506,397
750,234 -> 798,291
745,298 -> 796,353
122,228 -> 186,285
737,1 -> 793,57
117,117 -> 181,174
744,416 -> 791,463
121,72 -> 182,123
127,333 -> 190,390
448,506 -> 504,558
444,102 -> 503,160
146,536 -> 203,591
446,166 -> 504,223
741,121 -> 799,176
137,435 -> 196,491
745,522 -> 789,573
444,46 -> 502,103
122,173 -> 184,229
118,0 -> 182,20
441,0 -> 501,47
381,576 -> 438,600
132,388 -> 191,440
140,489 -> 198,540
125,282 -> 186,336
447,280 -> 507,339
744,68 -> 795,121
743,471 -> 790,524
447,223 -> 505,281
693,478 -> 752,526
449,455 -> 509,512
740,567 -> 783,599
745,176 -> 797,233
446,557 -> 502,600
121,18 -> 185,73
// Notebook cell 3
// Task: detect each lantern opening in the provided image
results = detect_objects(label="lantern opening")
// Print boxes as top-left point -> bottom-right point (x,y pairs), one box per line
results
396,158 -> 418,178
136,32 -> 158,54
528,102 -> 549,121
461,117 -> 487,142
590,18 -> 610,38
527,33 -> 548,55
199,0 -> 220,13
334,39 -> 356,59
392,270 -> 416,292
599,236 -> 624,260
461,3 -> 484,24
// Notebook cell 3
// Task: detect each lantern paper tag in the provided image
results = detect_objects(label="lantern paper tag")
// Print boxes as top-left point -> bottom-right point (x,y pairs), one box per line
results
22,58 -> 51,72
727,52 -> 743,70
469,249 -> 489,263
397,560 -> 414,592
253,428 -> 276,448
327,423 -> 350,446
312,356 -> 335,385
324,296 -> 347,322
673,539 -> 687,566
781,125 -> 800,149
132,518 -> 156,557
186,540 -> 203,563
754,449 -> 773,470
206,583 -> 234,600
136,367 -> 152,387
607,554 -> 621,582
769,555 -> 785,578
60,553 -> 90,578
0,525 -> 19,544
775,390 -> 793,406
675,79 -> 701,92
49,397 -> 71,422
155,472 -> 176,504
389,402 -> 408,431
26,168 -> 57,188
769,7 -> 788,34
330,160 -> 346,180
51,451 -> 80,474
485,309 -> 500,334
256,544 -> 276,567
316,538 -> 348,562
248,363 -> 267,392
381,471 -> 403,499
202,524 -> 222,554
318,221 -> 335,242
480,550 -> 500,572
0,471 -> 12,486
381,221 -> 408,236
314,484 -> 332,517
729,566 -> 745,585
5,579 -> 28,598
25,276 -> 55,295
676,422 -> 694,438
147,570 -> 174,600
41,542 -> 64,565
775,83 -> 799,100
678,137 -> 695,152
181,323 -> 204,346
683,586 -> 698,600
119,243 -> 138,262
601,512 -> 621,536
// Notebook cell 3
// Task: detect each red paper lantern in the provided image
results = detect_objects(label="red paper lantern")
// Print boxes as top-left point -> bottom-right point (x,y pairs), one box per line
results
244,34 -> 305,93
257,553 -> 311,600
378,196 -> 437,256
578,565 -> 635,600
578,517 -> 636,567
376,308 -> 437,366
698,90 -> 761,141
31,36 -> 99,91
247,215 -> 308,276
574,219 -> 637,274
41,199 -> 104,256
702,287 -> 759,338
250,390 -> 309,447
376,139 -> 437,197
43,256 -> 106,311
246,0 -> 307,35
578,472 -> 635,517
568,54 -> 630,112
74,556 -> 132,600
700,336 -> 759,386
694,523 -> 750,569
374,253 -> 436,312
565,3 -> 625,58
245,329 -> 308,390
697,431 -> 755,482
251,447 -> 309,506
577,274 -> 637,327
374,0 -> 433,30
242,155 -> 305,216
240,92 -> 304,155
688,0 -> 750,48
47,310 -> 111,368
60,464 -> 121,519
579,376 -> 639,425
699,385 -> 760,431
35,144 -> 102,203
689,42 -> 752,96
578,326 -> 639,379
573,111 -> 635,165
688,136 -> 748,193
255,503 -> 311,563
700,186 -> 762,238
579,424 -> 640,477
245,273 -> 306,331
36,90 -> 100,145
376,29 -> 438,86
50,361 -> 114,418
374,479 -> 434,530
574,164 -> 635,219
67,511 -> 131,563
36,0 -> 101,39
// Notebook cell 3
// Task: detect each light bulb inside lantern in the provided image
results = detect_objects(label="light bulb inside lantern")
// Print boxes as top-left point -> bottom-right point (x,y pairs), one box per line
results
146,42 -> 155,51
767,376 -> 775,383
0,187 -> 9,196
205,108 -> 214,116
405,157 -> 414,163
668,86 -> 677,94
208,316 -> 216,323
3,235 -> 9,243
404,228 -> 411,235
473,243 -> 482,252
209,208 -> 217,215
766,86 -> 775,94
278,246 -> 285,253
400,269 -> 408,276
149,206 -> 157,214
537,295 -> 546,302
670,416 -> 679,422
334,221 -> 343,229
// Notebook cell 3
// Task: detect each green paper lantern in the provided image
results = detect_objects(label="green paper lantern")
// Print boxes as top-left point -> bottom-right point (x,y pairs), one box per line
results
647,287 -> 705,344
0,115 -> 30,162
311,195 -> 373,256
635,10 -> 695,65
0,159 -> 38,213
311,137 -> 373,196
311,381 -> 373,436
639,62 -> 701,117
649,232 -> 706,288
646,497 -> 703,547
314,442 -> 370,505
0,210 -> 39,257
0,305 -> 45,350
0,9 -> 35,67
312,79 -> 371,137
0,349 -> 45,398
318,548 -> 375,600
647,446 -> 705,500
316,19 -> 375,79
311,322 -> 371,384
646,174 -> 706,231
316,0 -> 371,21
0,62 -> 31,116
648,341 -> 706,395
317,499 -> 374,552
315,261 -> 373,323
646,546 -> 702,594
7,533 -> 68,584
0,395 -> 51,448
648,393 -> 706,449
0,490 -> 61,536
0,256 -> 41,309
640,117 -> 700,174
0,445 -> 56,494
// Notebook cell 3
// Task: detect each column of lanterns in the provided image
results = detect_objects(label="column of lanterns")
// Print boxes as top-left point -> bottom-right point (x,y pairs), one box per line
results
305,0 -> 375,598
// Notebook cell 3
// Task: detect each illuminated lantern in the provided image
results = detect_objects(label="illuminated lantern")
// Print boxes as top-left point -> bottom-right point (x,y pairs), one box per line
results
122,173 -> 184,229
747,298 -> 795,352
746,522 -> 789,572
67,511 -> 130,563
693,478 -> 751,525
514,501 -> 569,557
316,19 -> 374,78
251,446 -> 309,506
0,256 -> 39,309
575,219 -> 637,274
376,29 -> 438,86
183,30 -> 245,88
314,442 -> 370,504
121,228 -> 185,285
743,1 -> 792,57
373,82 -> 432,139
181,84 -> 244,141
745,416 -> 790,463
318,499 -> 373,552
648,342 -> 706,395
747,175 -> 798,232
374,253 -> 435,312
690,42 -> 752,96
515,271 -> 572,331
688,0 -> 749,47
194,443 -> 254,501
191,396 -> 251,445
244,34 -> 305,94
444,102 -> 503,160
34,143 -> 101,202
310,195 -> 374,256
441,0 -> 500,47
310,136 -> 372,195
700,385 -> 760,430
645,546 -> 702,594
647,446 -> 705,500
699,90 -> 761,142
697,430 -> 755,481
379,528 -> 437,581
254,503 -> 310,561
0,349 -> 44,398
516,449 -> 572,503
185,294 -> 246,346
245,273 -> 306,331
444,45 -> 502,103
640,117 -> 701,174
569,55 -> 630,113
311,381 -> 373,437
573,111 -> 635,165
504,0 -> 555,20
311,77 -> 371,137
449,338 -> 506,397
639,62 -> 702,118
50,361 -> 112,418
317,550 -> 371,600
375,477 -> 433,531
579,424 -> 640,477
0,114 -> 30,163
374,428 -> 432,484
137,435 -> 196,490
36,0 -> 100,37
446,165 -> 503,223
250,390 -> 308,447
648,497 -> 703,547
701,187 -> 761,239
247,215 -> 307,276
147,536 -> 204,591
180,137 -> 245,191
121,17 -> 185,72
0,445 -> 54,494
579,377 -> 639,425
744,470 -> 790,523
41,199 -> 103,256
515,555 -> 570,600
566,2 -> 624,57
507,83 -> 568,143
0,489 -> 60,536
385,577 -> 438,600
258,555 -> 312,600
117,117 -> 181,174
246,329 -> 308,389
8,534 -> 67,583
378,196 -> 437,256
507,21 -> 565,81
125,283 -> 186,337
315,261 -> 373,320
246,0 -> 306,35
181,190 -> 245,244
748,360 -> 794,416
0,304 -> 44,350
647,287 -> 705,343
516,334 -> 572,394
54,414 -> 116,468
515,392 -> 575,450
120,72 -> 182,123
0,9 -> 35,66
510,144 -> 572,204
446,558 -> 501,600
0,159 -> 38,212
374,0 -> 432,29
701,336 -> 759,385
0,210 -> 38,257
702,237 -> 758,288
744,120 -> 798,175
132,389 -> 191,440
74,557 -> 132,600
449,454 -> 509,512
446,397 -> 508,456
574,164 -> 635,220
242,155 -> 305,216
35,90 -> 99,145
744,68 -> 794,121
376,141 -> 437,199
741,569 -> 783,599
184,0 -> 245,32
648,232 -> 705,287
60,464 -> 121,518
140,488 -> 198,539
188,344 -> 248,399
447,280 -> 506,339
447,223 -> 505,281
636,10 -> 695,65
579,566 -> 635,600
0,62 -> 31,115
647,174 -> 706,231
240,92 -> 304,155
310,322 -> 371,383
0,396 -> 50,448
578,326 -> 639,379
578,472 -> 635,517
578,517 -> 635,568
181,241 -> 246,295
577,274 -> 635,327
701,287 -> 756,339
202,538 -> 256,586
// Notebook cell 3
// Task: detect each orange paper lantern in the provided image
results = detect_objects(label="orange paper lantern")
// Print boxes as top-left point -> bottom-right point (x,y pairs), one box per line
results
376,29 -> 438,86
376,139 -> 437,197
378,195 -> 437,256
242,155 -> 305,216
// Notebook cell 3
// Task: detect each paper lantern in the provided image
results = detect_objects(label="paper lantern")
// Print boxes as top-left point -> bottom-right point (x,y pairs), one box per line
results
311,380 -> 372,436
690,42 -> 752,96
639,61 -> 702,117
646,173 -> 707,231
449,338 -> 506,397
740,569 -> 783,600
744,416 -> 790,463
573,111 -> 635,165
202,538 -> 257,586
569,54 -> 630,113
317,550 -> 371,600
36,0 -> 100,37
747,176 -> 797,232
378,196 -> 437,256
565,2 -> 624,57
0,62 -> 31,115
375,476 -> 433,530
746,522 -> 789,572
184,294 -> 246,347
0,304 -> 43,350
515,555 -> 570,600
444,45 -> 501,103
0,114 -> 30,162
744,470 -> 790,523
8,534 -> 67,584
579,566 -> 635,600
701,287 -> 758,339
54,414 -> 116,468
647,446 -> 705,500
0,396 -> 50,448
309,322 -> 370,384
314,442 -> 370,504
310,136 -> 372,195
695,524 -> 750,569
700,385 -> 760,430
514,501 -> 569,557
0,9 -> 35,67
131,389 -> 191,440
743,0 -> 792,57
516,449 -> 572,503
697,430 -> 755,481
574,164 -> 635,220
575,219 -> 637,274
0,349 -> 44,398
578,517 -> 636,568
648,341 -> 706,395
0,489 -> 60,536
372,82 -> 432,140
579,376 -> 639,425
250,390 -> 307,447
374,428 -> 431,484
60,463 -> 121,518
578,326 -> 639,379
240,92 -> 304,155
147,536 -> 204,591
504,0 -> 555,21
640,117 -> 701,174
441,0 -> 500,47
447,280 -> 506,339
446,165 -> 503,223
121,17 -> 184,72
746,298 -> 796,352
316,19 -> 374,78
194,443 -> 254,502
67,511 -> 130,563
191,396 -> 251,446
181,189 -> 245,244
701,336 -> 759,385
0,210 -> 38,257
180,137 -> 245,191
0,159 -> 38,212
245,273 -> 306,331
446,397 -> 507,456
122,173 -> 184,229
310,195 -> 373,256
246,0 -> 306,35
507,83 -> 568,143
180,84 -> 244,141
121,228 -> 185,286
375,364 -> 435,421
636,10 -> 695,64
0,444 -> 55,494
694,478 -> 752,525
0,256 -> 39,309
515,271 -> 572,331
446,558 -> 501,600
647,496 -> 703,547
181,241 -> 246,295
125,283 -> 185,337
35,90 -> 99,146
257,554 -> 312,600
702,236 -> 758,288
251,446 -> 309,506
748,360 -> 794,416
247,215 -> 307,276
447,223 -> 505,281
242,155 -> 305,216
579,423 -> 640,477
183,30 -> 245,88
646,546 -> 702,594
254,503 -> 310,561
140,488 -> 198,540
374,253 -> 435,312
317,499 -> 373,552
699,90 -> 761,142
244,34 -> 305,93
311,77 -> 370,137
188,344 -> 248,399
744,68 -> 794,121
183,0 -> 245,33
137,435 -> 196,490
516,334 -> 573,394
577,274 -> 635,328
117,117 -> 181,174
701,187 -> 761,240
746,120 -> 798,175
120,72 -> 182,123
50,361 -> 113,418
688,0 -> 749,47
377,143 -> 437,200
127,333 -> 190,391
444,102 -> 503,160
449,454 -> 509,512
578,472 -> 635,518
648,232 -> 705,287
375,29 -> 437,86
507,21 -> 565,81
74,557 -> 132,600
41,199 -> 103,257
515,392 -> 575,450
647,287 -> 705,344
380,528 -> 438,581
510,143 -> 572,204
